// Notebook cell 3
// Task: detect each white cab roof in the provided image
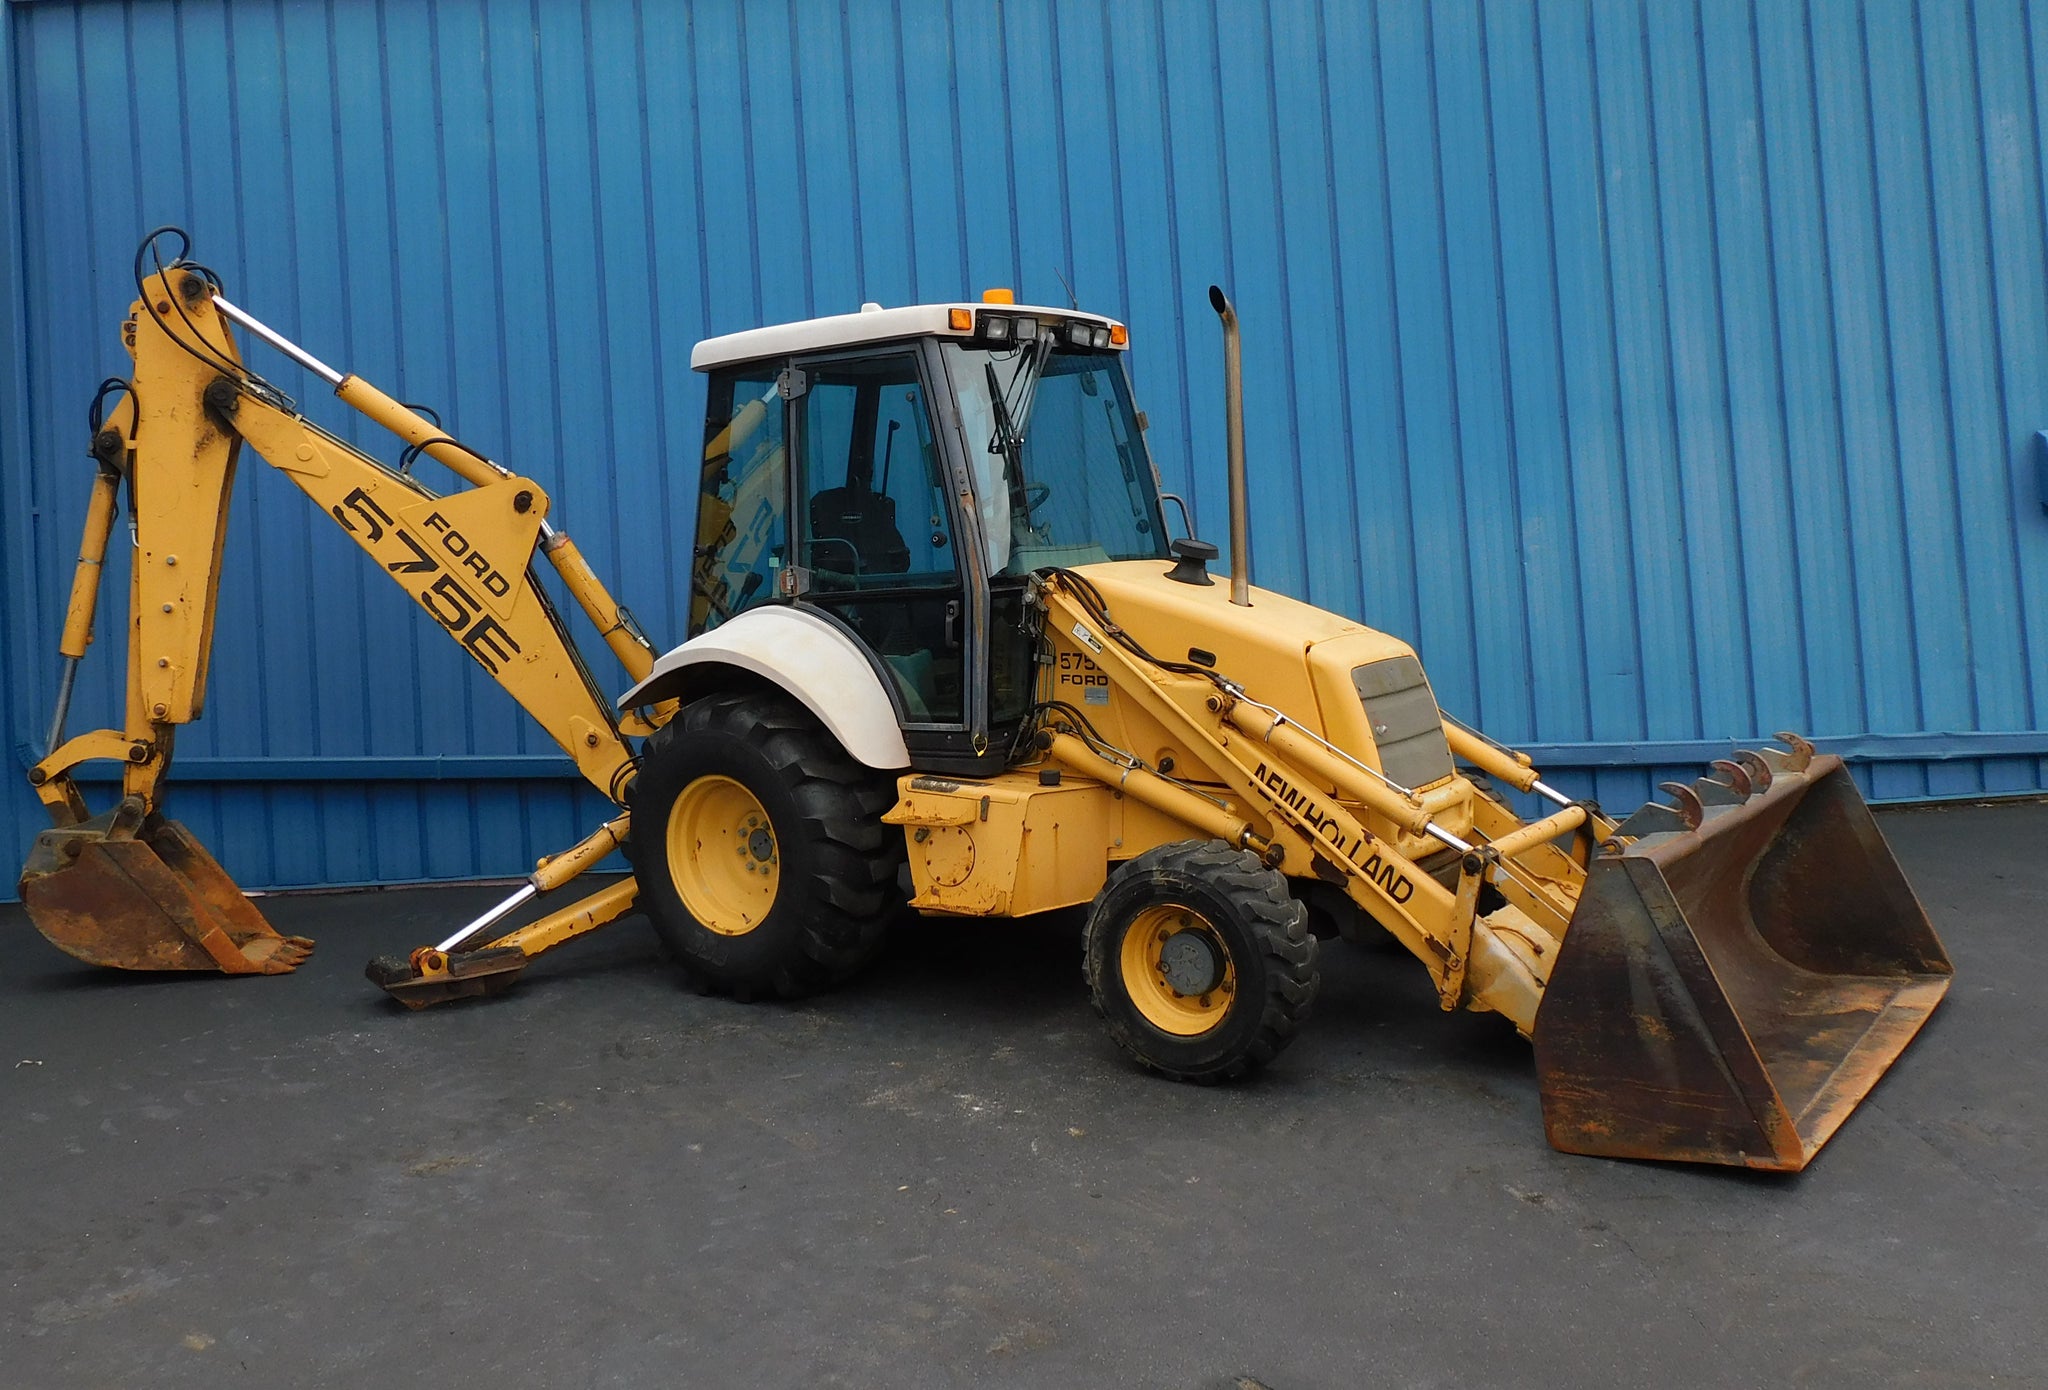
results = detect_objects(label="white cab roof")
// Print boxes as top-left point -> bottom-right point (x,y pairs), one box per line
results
691,301 -> 1127,371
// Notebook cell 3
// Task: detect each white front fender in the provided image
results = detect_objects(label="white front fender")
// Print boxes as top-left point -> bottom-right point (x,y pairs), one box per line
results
618,606 -> 911,770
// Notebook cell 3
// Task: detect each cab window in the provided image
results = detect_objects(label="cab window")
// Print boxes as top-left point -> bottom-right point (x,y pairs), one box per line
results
690,367 -> 788,636
940,342 -> 1165,576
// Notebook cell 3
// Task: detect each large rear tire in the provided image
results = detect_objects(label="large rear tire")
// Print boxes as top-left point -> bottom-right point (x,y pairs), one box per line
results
628,689 -> 902,1000
1083,840 -> 1319,1083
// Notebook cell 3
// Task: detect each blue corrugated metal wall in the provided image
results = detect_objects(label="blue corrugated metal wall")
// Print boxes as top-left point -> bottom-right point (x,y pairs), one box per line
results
4,0 -> 2045,897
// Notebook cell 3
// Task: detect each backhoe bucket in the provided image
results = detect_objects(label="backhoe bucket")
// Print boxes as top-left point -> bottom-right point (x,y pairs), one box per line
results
1533,754 -> 1950,1171
18,803 -> 313,974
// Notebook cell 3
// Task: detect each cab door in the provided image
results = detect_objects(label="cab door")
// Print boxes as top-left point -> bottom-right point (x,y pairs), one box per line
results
786,346 -> 995,768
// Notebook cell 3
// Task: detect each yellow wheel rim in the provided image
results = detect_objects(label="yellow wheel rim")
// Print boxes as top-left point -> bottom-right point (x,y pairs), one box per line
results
666,775 -> 779,936
1119,904 -> 1236,1037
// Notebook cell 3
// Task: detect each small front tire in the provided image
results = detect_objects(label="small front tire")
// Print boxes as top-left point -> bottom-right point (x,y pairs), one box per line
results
1084,840 -> 1319,1083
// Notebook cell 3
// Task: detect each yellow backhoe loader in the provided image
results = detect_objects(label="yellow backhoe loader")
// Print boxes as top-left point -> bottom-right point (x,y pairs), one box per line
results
18,230 -> 1951,1171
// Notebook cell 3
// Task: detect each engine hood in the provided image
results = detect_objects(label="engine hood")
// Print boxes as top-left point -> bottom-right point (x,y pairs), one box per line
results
1064,559 -> 1422,744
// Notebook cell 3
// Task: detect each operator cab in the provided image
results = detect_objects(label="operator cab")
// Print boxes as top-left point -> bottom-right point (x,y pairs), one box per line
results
689,296 -> 1169,775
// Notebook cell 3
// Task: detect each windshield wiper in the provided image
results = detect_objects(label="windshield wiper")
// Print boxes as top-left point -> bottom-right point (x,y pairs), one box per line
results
984,360 -> 1022,467
984,334 -> 1049,459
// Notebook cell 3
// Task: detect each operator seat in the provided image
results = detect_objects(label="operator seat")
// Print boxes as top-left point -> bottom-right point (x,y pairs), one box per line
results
808,484 -> 912,579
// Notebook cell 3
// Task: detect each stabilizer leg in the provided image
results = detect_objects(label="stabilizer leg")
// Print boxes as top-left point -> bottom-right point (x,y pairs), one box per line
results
365,816 -> 634,1008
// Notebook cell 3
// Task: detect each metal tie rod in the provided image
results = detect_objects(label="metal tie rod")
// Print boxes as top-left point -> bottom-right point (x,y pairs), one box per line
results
210,293 -> 345,386
436,883 -> 539,955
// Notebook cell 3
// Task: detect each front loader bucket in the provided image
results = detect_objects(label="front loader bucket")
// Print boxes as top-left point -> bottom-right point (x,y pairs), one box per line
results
18,802 -> 313,974
1533,754 -> 1950,1171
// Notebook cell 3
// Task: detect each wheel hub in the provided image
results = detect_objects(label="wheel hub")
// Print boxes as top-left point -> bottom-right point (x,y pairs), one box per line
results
1119,905 -> 1237,1038
1159,928 -> 1223,996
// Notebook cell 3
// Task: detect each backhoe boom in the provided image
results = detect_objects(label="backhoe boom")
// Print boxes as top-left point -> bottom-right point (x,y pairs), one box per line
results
21,246 -> 651,985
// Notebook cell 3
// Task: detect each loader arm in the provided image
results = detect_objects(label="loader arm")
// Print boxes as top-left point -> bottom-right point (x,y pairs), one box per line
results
1034,574 -> 1555,1033
21,247 -> 654,987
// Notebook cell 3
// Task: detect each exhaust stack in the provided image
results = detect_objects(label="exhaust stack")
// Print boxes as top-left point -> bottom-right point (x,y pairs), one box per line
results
1208,286 -> 1251,607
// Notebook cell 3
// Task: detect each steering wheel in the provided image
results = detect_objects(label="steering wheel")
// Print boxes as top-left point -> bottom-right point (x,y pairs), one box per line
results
1019,481 -> 1053,516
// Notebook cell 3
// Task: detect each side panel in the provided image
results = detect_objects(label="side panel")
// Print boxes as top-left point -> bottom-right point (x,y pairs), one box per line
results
883,772 -> 1205,918
886,776 -> 1113,917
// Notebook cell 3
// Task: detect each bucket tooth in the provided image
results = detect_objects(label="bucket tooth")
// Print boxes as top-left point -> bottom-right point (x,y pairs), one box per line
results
1774,730 -> 1816,771
1693,773 -> 1746,808
1733,749 -> 1774,792
1613,796 -> 1689,838
1659,780 -> 1706,830
1710,758 -> 1754,798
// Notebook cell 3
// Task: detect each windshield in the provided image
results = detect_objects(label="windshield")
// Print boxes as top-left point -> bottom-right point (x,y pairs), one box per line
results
941,341 -> 1167,576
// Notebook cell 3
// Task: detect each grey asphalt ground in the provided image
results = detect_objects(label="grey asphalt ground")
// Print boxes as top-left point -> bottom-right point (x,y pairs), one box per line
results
2,801 -> 2042,1389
